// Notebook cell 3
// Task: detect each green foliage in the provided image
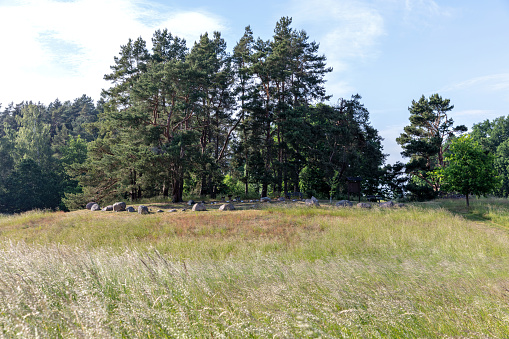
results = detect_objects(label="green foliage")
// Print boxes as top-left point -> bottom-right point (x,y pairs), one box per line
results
1,19 -> 389,212
440,135 -> 500,206
397,94 -> 466,198
471,116 -> 509,197
0,159 -> 62,213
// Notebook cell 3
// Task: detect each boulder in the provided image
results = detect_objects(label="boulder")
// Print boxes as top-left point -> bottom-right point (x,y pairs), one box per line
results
219,203 -> 235,211
168,209 -> 178,213
192,203 -> 206,211
305,196 -> 320,207
86,202 -> 97,210
102,205 -> 114,211
396,203 -> 406,208
181,208 -> 186,212
156,209 -> 164,213
90,203 -> 101,211
260,197 -> 271,203
278,197 -> 285,202
357,202 -> 371,209
138,205 -> 149,214
336,200 -> 353,207
187,200 -> 195,206
126,206 -> 136,212
379,201 -> 395,208
113,202 -> 126,212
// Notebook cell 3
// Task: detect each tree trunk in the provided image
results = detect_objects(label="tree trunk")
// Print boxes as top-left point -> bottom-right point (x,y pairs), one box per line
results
162,183 -> 169,198
200,174 -> 208,196
172,176 -> 183,203
262,182 -> 268,198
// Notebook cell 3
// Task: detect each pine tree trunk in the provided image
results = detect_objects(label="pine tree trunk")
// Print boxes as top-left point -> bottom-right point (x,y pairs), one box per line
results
262,182 -> 268,198
172,176 -> 183,203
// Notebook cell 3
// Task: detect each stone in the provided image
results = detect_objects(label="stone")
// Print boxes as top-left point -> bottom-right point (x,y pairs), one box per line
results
86,202 -> 98,210
157,209 -> 164,213
219,203 -> 235,211
187,200 -> 195,206
181,208 -> 186,212
278,197 -> 285,202
379,201 -> 395,208
113,202 -> 126,212
90,203 -> 101,211
305,198 -> 320,207
336,200 -> 353,207
396,203 -> 406,208
138,205 -> 149,214
260,197 -> 271,203
357,202 -> 371,209
168,209 -> 177,213
192,203 -> 206,211
126,206 -> 136,212
102,205 -> 114,211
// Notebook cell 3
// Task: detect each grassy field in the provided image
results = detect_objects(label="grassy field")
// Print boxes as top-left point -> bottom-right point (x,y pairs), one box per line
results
1,199 -> 509,337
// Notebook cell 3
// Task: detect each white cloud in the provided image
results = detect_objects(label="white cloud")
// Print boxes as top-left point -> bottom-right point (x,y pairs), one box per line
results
403,0 -> 454,27
0,0 -> 226,105
442,73 -> 509,93
290,0 -> 385,73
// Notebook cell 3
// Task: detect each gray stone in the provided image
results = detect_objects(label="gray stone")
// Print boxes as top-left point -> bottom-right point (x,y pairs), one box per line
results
192,203 -> 206,211
86,202 -> 97,210
396,203 -> 406,208
278,197 -> 285,202
138,205 -> 149,214
126,206 -> 136,212
181,208 -> 186,212
260,197 -> 271,203
168,209 -> 178,213
219,203 -> 235,211
357,202 -> 371,209
102,205 -> 114,211
90,203 -> 101,211
379,201 -> 395,208
187,200 -> 195,206
305,196 -> 320,207
157,209 -> 164,213
113,202 -> 126,212
336,200 -> 353,207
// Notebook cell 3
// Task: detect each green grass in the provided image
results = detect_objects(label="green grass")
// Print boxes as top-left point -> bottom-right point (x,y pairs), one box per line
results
1,200 -> 509,337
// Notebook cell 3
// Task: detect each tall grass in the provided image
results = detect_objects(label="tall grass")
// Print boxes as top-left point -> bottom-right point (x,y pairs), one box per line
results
1,202 -> 509,337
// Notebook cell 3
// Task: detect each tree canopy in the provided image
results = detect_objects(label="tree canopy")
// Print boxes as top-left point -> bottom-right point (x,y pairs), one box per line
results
440,135 -> 500,206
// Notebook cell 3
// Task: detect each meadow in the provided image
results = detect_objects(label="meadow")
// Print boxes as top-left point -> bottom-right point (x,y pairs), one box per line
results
1,199 -> 509,337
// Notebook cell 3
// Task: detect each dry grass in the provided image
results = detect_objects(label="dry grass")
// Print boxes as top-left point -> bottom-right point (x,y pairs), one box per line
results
1,201 -> 509,337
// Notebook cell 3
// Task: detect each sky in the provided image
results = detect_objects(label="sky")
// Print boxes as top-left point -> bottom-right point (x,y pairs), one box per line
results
1,0 -> 508,164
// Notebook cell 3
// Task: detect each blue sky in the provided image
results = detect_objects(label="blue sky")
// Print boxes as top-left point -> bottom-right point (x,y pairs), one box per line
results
1,0 -> 508,164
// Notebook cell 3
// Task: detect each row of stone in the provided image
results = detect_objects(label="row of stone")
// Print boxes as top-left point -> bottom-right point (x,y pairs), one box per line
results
335,200 -> 406,208
304,198 -> 405,208
86,201 -> 236,214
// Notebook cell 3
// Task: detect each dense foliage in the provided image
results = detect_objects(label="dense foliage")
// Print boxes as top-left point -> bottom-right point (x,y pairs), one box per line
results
0,18 -> 387,212
439,135 -> 500,206
0,97 -> 97,213
3,18 -> 506,213
397,94 -> 467,200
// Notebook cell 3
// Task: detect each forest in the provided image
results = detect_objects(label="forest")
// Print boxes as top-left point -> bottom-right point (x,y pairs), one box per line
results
0,17 -> 505,213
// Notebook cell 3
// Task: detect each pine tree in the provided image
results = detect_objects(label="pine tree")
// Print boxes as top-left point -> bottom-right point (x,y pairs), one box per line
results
397,94 -> 466,198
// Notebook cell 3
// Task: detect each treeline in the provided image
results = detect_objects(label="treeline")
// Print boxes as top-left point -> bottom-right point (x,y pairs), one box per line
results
0,96 -> 97,212
0,17 -> 389,212
5,17 -> 505,213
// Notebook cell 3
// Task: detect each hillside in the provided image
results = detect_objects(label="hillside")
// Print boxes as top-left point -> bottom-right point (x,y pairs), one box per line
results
1,199 -> 509,337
